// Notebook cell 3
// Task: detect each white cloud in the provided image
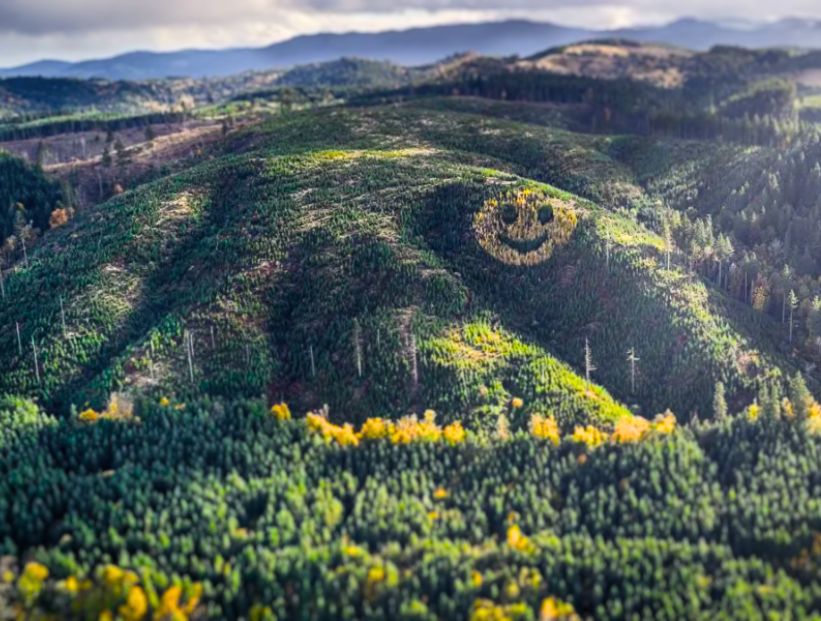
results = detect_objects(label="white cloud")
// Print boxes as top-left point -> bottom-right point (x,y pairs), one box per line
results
1,0 -> 821,67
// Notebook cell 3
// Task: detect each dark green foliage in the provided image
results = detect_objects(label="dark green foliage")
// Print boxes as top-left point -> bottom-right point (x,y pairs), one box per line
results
0,110 -> 185,142
0,152 -> 63,243
0,397 -> 818,619
789,374 -> 813,420
276,58 -> 412,90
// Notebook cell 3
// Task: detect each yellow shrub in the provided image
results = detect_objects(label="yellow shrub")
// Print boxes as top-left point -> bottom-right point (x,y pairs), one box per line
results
364,565 -> 386,601
391,412 -> 442,444
506,525 -> 535,554
270,402 -> 291,421
308,411 -> 472,446
78,408 -> 100,422
470,598 -> 531,621
119,585 -> 148,621
335,423 -> 359,447
539,596 -> 579,620
504,579 -> 520,600
571,425 -> 608,448
17,562 -> 49,606
341,543 -> 365,558
60,575 -> 92,594
154,583 -> 202,619
652,411 -> 677,435
306,412 -> 360,446
807,402 -> 821,436
443,421 -> 466,444
612,416 -> 651,443
782,398 -> 795,420
23,562 -> 48,582
530,414 -> 560,445
358,417 -> 394,440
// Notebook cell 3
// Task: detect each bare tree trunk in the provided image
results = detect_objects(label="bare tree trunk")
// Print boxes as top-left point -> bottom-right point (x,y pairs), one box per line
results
149,340 -> 155,381
789,308 -> 795,344
584,338 -> 596,390
185,330 -> 195,384
60,296 -> 67,336
353,319 -> 363,378
782,294 -> 787,325
627,347 -> 639,394
31,337 -> 40,385
409,333 -> 419,393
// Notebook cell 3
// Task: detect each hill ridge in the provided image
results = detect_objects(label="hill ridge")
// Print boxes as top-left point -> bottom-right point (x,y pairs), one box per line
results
6,17 -> 821,80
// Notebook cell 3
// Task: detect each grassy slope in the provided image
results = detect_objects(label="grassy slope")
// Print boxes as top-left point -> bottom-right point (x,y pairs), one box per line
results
0,101 -> 800,421
0,132 -> 628,429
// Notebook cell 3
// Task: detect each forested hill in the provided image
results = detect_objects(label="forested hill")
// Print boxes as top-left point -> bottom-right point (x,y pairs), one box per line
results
0,38 -> 820,620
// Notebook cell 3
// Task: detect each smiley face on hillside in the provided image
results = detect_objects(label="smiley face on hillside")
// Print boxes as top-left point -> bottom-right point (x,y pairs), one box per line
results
473,188 -> 578,265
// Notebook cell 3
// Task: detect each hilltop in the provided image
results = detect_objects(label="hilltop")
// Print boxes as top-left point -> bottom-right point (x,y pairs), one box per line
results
0,97 -> 812,422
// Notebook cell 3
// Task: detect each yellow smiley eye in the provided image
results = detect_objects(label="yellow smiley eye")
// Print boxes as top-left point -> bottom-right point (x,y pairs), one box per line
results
538,205 -> 554,224
501,204 -> 517,225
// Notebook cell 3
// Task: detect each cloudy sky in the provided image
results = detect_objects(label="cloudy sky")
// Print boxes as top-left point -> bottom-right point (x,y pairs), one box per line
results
1,0 -> 819,67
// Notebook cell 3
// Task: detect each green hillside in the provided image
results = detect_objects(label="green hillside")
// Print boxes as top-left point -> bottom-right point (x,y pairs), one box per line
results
1,50 -> 821,620
0,127 -> 632,430
0,102 -> 802,423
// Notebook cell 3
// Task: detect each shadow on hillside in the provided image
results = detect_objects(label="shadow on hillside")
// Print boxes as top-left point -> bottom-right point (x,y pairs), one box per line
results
23,159 -> 289,412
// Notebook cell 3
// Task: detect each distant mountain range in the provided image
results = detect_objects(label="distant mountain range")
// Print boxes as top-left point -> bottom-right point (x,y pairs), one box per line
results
4,17 -> 821,81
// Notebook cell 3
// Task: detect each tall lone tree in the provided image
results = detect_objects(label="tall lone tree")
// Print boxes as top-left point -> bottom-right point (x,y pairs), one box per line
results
788,373 -> 813,420
712,381 -> 728,421
781,265 -> 792,324
584,338 -> 596,389
788,289 -> 798,344
626,347 -> 639,394
353,319 -> 363,378
662,219 -> 673,271
715,234 -> 734,288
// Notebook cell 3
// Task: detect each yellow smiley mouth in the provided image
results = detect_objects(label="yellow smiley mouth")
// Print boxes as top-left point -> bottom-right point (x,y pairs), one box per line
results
499,233 -> 549,254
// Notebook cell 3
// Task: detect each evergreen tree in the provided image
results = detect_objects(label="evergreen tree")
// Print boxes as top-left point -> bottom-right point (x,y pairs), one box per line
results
788,373 -> 813,420
715,234 -> 734,288
788,289 -> 798,344
760,381 -> 782,420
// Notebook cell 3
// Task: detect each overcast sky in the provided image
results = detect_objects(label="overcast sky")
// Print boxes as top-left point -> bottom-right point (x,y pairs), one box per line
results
1,0 -> 820,67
